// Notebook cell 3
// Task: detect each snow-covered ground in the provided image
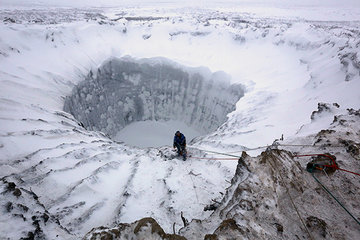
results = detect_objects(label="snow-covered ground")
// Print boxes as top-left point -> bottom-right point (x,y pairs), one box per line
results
1,1 -> 360,239
114,120 -> 201,148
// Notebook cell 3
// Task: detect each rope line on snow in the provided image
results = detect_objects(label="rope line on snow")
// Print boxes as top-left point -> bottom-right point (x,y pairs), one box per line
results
322,168 -> 347,206
279,144 -> 344,148
193,150 -> 360,176
267,158 -> 315,240
336,167 -> 360,177
193,148 -> 242,158
186,161 -> 200,204
188,156 -> 239,160
191,148 -> 360,176
224,143 -> 344,154
194,143 -> 345,156
226,145 -> 269,153
309,172 -> 360,226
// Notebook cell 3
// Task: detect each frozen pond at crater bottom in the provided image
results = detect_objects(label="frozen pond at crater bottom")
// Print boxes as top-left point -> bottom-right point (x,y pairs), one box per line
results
114,120 -> 202,148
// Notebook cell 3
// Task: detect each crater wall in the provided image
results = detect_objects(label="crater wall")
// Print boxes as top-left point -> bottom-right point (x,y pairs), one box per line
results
64,57 -> 244,138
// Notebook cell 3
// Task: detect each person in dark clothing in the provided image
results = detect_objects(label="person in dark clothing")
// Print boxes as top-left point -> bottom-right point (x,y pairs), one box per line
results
173,131 -> 186,160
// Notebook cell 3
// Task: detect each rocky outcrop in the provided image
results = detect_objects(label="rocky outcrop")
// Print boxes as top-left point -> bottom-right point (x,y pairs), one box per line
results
83,217 -> 186,240
84,108 -> 360,240
181,108 -> 360,239
311,102 -> 340,120
0,179 -> 71,240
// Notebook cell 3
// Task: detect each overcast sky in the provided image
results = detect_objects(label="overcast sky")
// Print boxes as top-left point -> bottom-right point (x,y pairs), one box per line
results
1,0 -> 360,8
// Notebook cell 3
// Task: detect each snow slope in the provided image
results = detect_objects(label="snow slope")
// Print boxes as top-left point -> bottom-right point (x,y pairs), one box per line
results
1,4 -> 360,239
84,107 -> 360,239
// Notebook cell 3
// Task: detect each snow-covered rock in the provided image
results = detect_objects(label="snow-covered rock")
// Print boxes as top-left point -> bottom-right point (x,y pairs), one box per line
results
84,217 -> 186,240
83,108 -> 360,239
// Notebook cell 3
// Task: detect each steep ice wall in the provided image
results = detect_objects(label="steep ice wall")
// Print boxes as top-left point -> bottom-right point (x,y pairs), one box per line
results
64,57 -> 244,138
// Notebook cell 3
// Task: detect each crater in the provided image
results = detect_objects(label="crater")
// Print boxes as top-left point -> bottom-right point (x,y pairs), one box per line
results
64,57 -> 244,147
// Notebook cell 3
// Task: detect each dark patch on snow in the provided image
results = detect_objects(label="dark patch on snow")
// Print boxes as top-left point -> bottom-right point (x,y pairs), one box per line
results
3,17 -> 16,23
306,216 -> 327,238
5,201 -> 13,212
339,139 -> 360,159
214,219 -> 245,236
311,102 -> 340,120
124,16 -> 168,21
204,234 -> 218,240
274,222 -> 284,233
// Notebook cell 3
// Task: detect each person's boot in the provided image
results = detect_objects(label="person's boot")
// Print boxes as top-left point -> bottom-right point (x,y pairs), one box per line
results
183,150 -> 187,161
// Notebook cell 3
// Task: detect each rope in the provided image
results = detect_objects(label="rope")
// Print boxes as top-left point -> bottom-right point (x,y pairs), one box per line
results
195,142 -> 344,156
189,149 -> 360,177
294,154 -> 337,165
337,168 -> 360,176
295,154 -> 360,177
279,144 -> 343,148
193,148 -> 241,158
223,143 -> 344,154
322,168 -> 347,204
310,172 -> 360,226
188,156 -> 239,161
226,145 -> 269,153
191,146 -> 360,231
267,158 -> 314,240
186,159 -> 200,204
190,147 -> 360,230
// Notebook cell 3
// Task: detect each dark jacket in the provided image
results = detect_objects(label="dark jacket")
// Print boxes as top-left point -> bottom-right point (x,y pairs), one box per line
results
173,133 -> 186,147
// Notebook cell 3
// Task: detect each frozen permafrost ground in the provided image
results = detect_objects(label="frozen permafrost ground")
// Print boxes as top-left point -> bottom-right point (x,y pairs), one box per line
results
85,106 -> 360,239
64,57 -> 243,140
1,3 -> 360,239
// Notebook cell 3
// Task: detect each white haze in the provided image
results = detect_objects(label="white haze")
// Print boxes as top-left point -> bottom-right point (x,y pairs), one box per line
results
2,0 -> 360,8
